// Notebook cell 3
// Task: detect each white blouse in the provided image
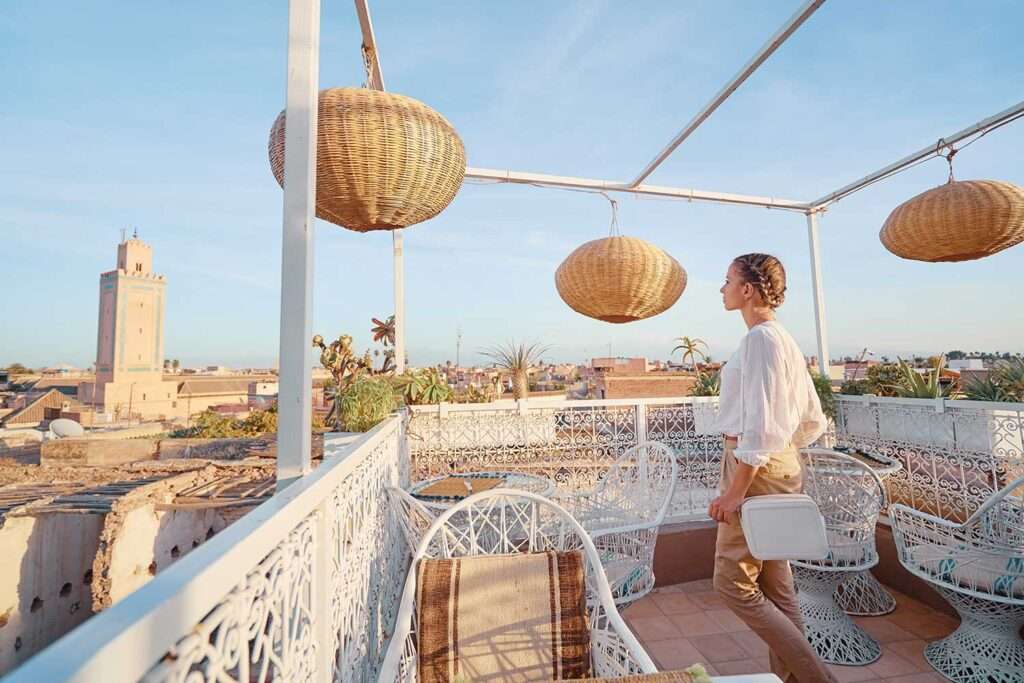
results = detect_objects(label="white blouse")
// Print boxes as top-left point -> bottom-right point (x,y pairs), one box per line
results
715,320 -> 827,467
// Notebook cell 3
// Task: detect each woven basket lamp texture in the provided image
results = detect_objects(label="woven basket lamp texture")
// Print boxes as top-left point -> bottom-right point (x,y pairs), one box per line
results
880,180 -> 1024,262
269,87 -> 466,232
555,236 -> 687,323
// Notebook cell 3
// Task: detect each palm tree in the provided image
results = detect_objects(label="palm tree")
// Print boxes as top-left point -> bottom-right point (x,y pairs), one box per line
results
672,336 -> 708,372
370,316 -> 396,347
481,340 -> 550,399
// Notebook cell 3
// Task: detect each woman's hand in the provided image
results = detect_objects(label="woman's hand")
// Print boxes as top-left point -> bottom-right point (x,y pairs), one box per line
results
707,493 -> 744,523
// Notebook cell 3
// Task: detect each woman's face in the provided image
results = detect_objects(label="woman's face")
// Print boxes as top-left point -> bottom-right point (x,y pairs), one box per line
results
720,262 -> 749,311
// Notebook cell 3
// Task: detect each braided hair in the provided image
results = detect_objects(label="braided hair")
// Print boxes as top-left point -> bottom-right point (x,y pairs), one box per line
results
733,253 -> 786,309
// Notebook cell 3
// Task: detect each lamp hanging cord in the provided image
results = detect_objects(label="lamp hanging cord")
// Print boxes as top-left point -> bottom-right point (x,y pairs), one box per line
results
936,138 -> 958,183
600,191 -> 621,236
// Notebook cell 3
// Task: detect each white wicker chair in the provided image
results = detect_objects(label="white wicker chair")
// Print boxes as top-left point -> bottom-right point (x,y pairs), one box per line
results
385,486 -> 437,557
379,489 -> 657,682
792,448 -> 887,665
553,441 -> 678,606
890,474 -> 1024,683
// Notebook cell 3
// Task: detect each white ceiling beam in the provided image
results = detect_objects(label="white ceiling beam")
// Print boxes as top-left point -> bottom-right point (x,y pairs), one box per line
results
628,0 -> 826,188
812,99 -> 1024,209
465,167 -> 812,211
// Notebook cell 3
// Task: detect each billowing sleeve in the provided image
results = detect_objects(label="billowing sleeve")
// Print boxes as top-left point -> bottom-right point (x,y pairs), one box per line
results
734,329 -> 792,466
792,368 -> 828,448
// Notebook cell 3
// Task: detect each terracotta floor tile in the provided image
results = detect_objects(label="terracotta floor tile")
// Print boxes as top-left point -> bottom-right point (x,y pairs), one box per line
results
689,633 -> 749,663
678,578 -> 715,593
853,616 -> 916,643
705,608 -> 751,632
887,609 -> 959,640
867,650 -> 920,678
881,640 -> 930,672
688,590 -> 727,610
650,591 -> 700,615
641,637 -> 706,670
668,611 -> 728,637
626,615 -> 683,642
713,658 -> 773,675
889,590 -> 933,615
652,583 -> 687,593
623,595 -> 663,618
730,630 -> 770,658
827,663 -> 881,682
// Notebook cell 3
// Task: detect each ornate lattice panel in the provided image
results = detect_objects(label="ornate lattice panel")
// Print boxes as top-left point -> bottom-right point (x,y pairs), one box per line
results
408,404 -> 640,492
835,397 -> 1023,521
143,515 -> 318,683
409,400 -> 725,522
142,422 -> 408,683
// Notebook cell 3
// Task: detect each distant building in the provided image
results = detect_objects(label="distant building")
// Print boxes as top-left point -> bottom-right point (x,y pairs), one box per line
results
949,358 -> 985,371
78,235 -> 181,420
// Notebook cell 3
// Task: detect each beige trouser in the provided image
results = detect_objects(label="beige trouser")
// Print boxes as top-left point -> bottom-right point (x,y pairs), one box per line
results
712,441 -> 837,683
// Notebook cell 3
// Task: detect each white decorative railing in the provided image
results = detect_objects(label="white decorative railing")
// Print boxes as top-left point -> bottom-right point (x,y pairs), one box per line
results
10,395 -> 1024,682
6,417 -> 409,683
407,397 -> 723,523
834,396 -> 1024,521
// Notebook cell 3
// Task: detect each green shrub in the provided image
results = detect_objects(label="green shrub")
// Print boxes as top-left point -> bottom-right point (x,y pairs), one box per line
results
340,376 -> 397,432
810,372 -> 836,421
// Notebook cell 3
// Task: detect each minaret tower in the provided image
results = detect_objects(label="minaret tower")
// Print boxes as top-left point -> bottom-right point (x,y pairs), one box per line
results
81,232 -> 179,419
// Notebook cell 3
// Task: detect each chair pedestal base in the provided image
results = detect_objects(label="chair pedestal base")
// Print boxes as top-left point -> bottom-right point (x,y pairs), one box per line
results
925,587 -> 1024,683
794,566 -> 881,665
835,569 -> 897,616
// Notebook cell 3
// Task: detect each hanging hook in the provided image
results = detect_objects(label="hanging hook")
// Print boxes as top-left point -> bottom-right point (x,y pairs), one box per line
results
936,137 -> 958,183
598,191 -> 620,236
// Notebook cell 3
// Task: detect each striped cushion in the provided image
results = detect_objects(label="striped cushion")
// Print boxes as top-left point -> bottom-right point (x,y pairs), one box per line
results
416,550 -> 591,682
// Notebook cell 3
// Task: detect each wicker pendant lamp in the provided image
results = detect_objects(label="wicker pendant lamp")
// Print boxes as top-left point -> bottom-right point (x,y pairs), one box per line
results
268,87 -> 466,232
880,146 -> 1024,262
555,197 -> 687,323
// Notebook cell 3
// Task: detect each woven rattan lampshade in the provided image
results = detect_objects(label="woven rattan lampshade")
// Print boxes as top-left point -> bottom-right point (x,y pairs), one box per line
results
269,87 -> 466,232
880,180 -> 1024,262
555,236 -> 687,323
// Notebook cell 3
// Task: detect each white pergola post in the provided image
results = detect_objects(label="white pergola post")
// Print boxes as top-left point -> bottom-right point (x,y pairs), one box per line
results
276,0 -> 320,489
805,210 -> 830,374
393,230 -> 406,372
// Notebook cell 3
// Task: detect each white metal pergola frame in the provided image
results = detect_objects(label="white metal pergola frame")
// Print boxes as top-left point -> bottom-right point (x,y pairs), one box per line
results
275,0 -> 1024,481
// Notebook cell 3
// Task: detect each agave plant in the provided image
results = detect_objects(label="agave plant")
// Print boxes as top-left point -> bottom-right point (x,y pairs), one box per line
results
690,370 -> 720,397
371,315 -> 396,346
963,374 -> 1013,402
481,340 -> 551,399
672,336 -> 708,371
887,356 -> 955,398
994,357 -> 1024,400
393,368 -> 453,405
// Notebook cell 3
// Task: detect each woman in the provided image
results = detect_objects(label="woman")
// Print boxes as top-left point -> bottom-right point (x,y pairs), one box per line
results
708,253 -> 836,683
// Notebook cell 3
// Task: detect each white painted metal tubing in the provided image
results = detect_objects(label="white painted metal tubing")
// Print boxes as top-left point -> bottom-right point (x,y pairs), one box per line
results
276,0 -> 320,489
812,99 -> 1024,208
465,166 -> 812,211
393,230 -> 406,372
629,0 -> 826,188
354,0 -> 385,90
806,211 -> 830,373
353,0 -> 406,371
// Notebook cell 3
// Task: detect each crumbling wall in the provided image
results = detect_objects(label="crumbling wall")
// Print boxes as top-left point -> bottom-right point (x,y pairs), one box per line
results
0,513 -> 104,673
89,467 -> 229,611
40,438 -> 158,466
96,504 -> 227,609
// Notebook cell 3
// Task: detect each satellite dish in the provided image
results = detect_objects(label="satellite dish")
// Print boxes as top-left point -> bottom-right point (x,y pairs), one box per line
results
50,418 -> 85,439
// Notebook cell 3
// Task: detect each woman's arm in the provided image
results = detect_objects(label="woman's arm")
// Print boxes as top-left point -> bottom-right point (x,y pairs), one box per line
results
708,461 -> 756,522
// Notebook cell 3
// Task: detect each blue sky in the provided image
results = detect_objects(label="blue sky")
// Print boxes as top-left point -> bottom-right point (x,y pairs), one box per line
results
2,1 -> 1023,369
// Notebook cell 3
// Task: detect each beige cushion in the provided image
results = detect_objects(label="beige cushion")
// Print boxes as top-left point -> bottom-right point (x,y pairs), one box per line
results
907,543 -> 1024,599
416,550 -> 591,682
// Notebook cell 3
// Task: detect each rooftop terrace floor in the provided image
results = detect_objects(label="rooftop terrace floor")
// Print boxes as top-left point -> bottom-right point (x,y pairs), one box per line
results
622,579 -> 960,682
